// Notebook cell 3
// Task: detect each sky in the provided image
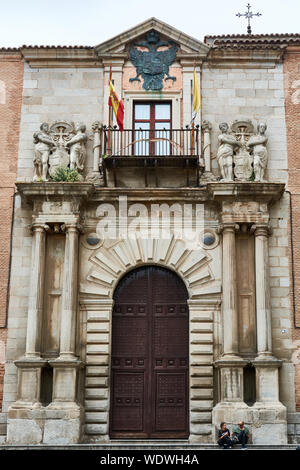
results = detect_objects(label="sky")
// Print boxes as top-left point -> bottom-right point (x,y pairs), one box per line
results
0,0 -> 299,48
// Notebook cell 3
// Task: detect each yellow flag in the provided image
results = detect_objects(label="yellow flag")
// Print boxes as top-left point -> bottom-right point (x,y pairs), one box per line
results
192,69 -> 201,113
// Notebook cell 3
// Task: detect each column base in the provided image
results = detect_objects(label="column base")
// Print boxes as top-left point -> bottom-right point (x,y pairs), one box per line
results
7,407 -> 83,445
12,358 -> 48,408
49,358 -> 84,407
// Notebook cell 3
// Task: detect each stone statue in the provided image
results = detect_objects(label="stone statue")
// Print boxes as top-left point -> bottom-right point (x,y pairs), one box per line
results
66,123 -> 87,173
247,122 -> 268,182
33,123 -> 54,181
217,122 -> 241,181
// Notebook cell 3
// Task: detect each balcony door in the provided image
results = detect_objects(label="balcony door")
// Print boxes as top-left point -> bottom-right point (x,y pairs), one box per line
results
133,102 -> 172,156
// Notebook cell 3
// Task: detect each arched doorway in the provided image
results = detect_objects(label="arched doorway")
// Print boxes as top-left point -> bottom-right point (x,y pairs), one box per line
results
109,265 -> 189,439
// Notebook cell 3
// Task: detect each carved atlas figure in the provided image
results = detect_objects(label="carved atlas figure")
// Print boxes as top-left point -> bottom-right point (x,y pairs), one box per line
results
33,122 -> 54,181
217,122 -> 242,182
66,123 -> 87,173
247,122 -> 268,182
129,30 -> 178,91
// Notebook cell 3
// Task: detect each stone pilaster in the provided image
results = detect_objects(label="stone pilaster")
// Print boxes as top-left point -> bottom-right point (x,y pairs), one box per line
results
10,223 -> 49,409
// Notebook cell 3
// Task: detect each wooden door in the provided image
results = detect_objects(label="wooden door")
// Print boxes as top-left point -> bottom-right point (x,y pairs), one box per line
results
110,266 -> 189,439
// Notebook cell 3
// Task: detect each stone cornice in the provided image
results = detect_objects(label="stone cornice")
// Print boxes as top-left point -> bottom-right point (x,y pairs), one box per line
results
206,49 -> 283,68
207,182 -> 285,204
20,47 -> 100,68
0,50 -> 22,61
16,182 -> 285,206
90,187 -> 208,203
16,182 -> 95,200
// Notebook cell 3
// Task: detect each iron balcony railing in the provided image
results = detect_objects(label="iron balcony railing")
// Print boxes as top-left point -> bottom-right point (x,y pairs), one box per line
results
102,126 -> 201,158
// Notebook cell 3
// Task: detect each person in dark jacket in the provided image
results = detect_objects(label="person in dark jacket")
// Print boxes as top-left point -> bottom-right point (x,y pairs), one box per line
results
217,422 -> 233,449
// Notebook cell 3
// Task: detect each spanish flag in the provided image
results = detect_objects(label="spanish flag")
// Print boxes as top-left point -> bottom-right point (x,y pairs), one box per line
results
108,80 -> 124,132
192,69 -> 201,114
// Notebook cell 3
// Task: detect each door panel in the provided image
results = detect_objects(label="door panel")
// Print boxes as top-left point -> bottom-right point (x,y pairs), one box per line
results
110,266 -> 189,438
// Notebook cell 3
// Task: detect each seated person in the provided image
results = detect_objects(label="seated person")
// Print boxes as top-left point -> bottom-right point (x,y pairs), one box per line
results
232,421 -> 250,449
217,422 -> 232,449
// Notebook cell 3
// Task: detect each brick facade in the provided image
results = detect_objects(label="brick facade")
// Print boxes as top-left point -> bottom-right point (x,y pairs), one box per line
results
283,48 -> 300,412
0,51 -> 23,410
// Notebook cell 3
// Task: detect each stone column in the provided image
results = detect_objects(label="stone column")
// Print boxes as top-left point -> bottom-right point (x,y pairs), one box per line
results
25,223 -> 48,358
221,223 -> 239,357
253,224 -> 272,357
59,223 -> 80,360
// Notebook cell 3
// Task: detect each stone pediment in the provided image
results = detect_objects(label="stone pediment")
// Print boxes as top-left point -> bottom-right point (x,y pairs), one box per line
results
95,17 -> 209,59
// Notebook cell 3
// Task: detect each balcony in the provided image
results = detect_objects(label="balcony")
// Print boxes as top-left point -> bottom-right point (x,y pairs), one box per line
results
100,126 -> 204,188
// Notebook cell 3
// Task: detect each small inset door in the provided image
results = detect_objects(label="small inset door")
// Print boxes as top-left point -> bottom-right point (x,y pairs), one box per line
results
110,266 -> 189,439
133,102 -> 172,156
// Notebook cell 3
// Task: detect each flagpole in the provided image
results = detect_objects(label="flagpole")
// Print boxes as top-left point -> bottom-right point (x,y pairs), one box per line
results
108,63 -> 112,154
191,61 -> 196,157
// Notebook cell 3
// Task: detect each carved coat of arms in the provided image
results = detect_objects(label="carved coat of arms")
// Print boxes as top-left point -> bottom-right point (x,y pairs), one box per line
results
129,30 -> 178,91
231,120 -> 255,181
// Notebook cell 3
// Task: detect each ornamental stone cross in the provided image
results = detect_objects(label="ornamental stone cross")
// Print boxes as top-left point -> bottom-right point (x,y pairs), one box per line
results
236,3 -> 262,35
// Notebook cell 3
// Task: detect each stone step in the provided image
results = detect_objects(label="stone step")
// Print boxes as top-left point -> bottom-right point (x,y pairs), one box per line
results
8,443 -> 294,450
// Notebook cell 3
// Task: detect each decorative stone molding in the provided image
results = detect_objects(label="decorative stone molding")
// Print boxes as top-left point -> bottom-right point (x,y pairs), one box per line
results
82,236 -> 220,300
94,17 -> 210,59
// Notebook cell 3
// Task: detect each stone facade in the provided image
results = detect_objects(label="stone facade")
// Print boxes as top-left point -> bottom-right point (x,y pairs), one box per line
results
0,19 -> 299,445
0,49 -> 24,420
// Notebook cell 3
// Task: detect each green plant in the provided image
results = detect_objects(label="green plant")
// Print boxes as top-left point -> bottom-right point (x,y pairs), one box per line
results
249,170 -> 255,182
51,167 -> 81,182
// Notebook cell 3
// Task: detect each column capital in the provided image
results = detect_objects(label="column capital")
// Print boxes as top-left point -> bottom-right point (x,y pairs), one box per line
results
30,223 -> 50,233
250,223 -> 272,237
61,222 -> 84,234
217,222 -> 239,234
